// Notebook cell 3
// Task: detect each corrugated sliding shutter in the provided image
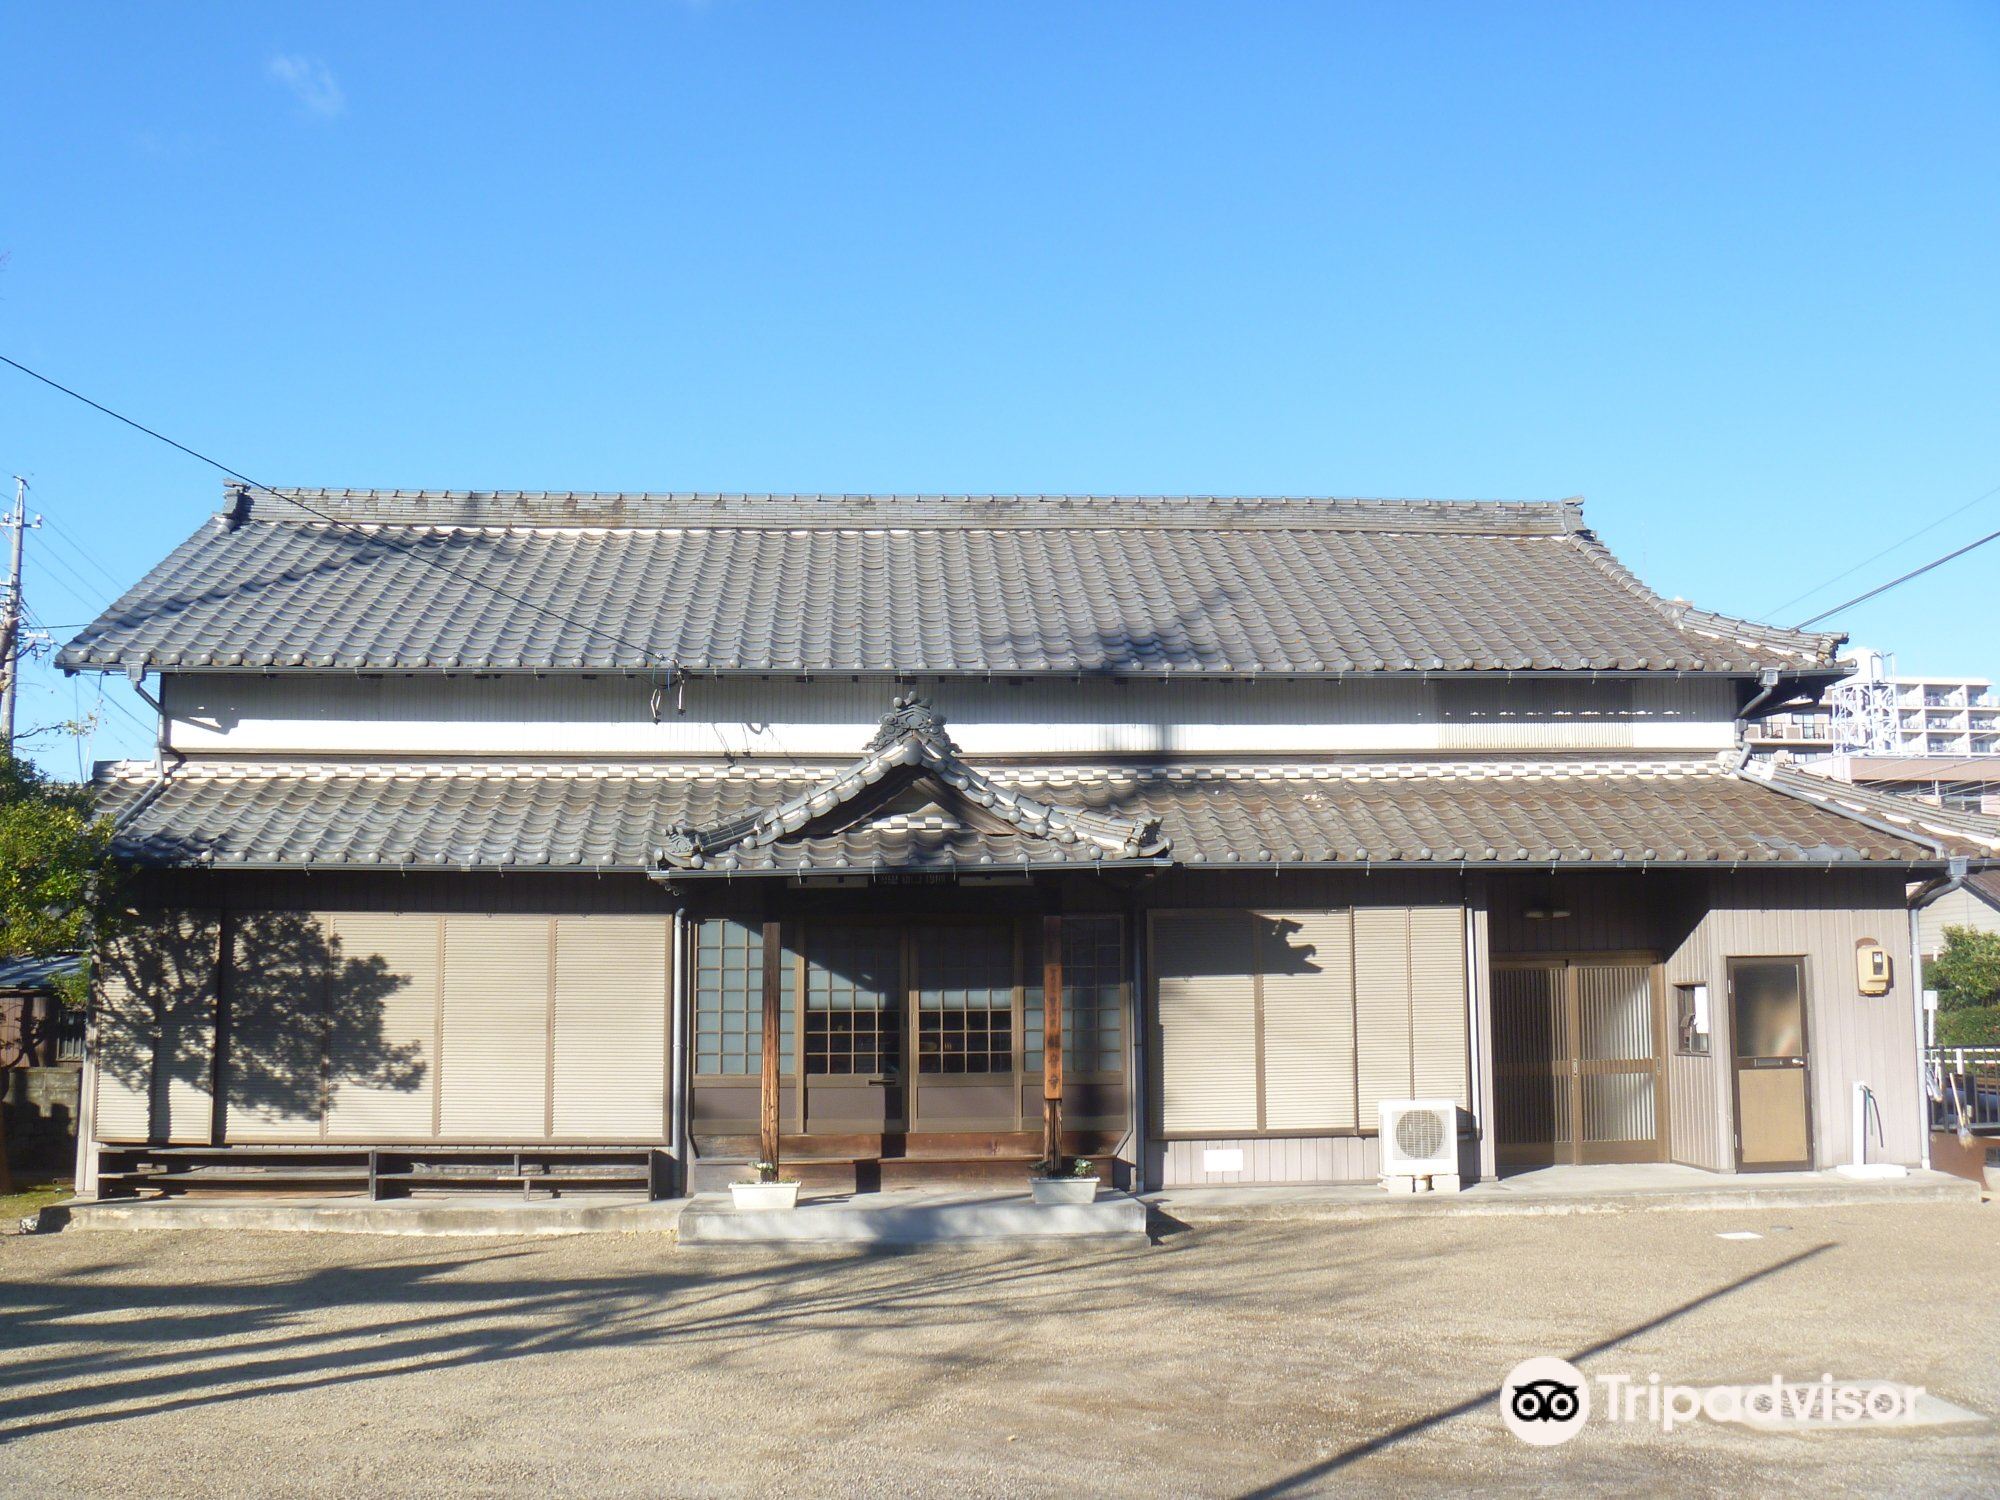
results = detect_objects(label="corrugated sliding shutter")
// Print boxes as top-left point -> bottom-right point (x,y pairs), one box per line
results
92,923 -> 171,1142
1155,914 -> 1258,1133
1353,907 -> 1414,1125
440,915 -> 550,1139
325,912 -> 440,1138
1260,910 -> 1356,1130
92,911 -> 220,1143
1408,907 -> 1469,1105
223,911 -> 327,1141
551,917 -> 668,1139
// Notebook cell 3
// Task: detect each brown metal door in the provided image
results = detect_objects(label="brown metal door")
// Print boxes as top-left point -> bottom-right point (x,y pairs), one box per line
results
1494,958 -> 1666,1167
1493,963 -> 1569,1166
1572,963 -> 1666,1165
1729,957 -> 1812,1171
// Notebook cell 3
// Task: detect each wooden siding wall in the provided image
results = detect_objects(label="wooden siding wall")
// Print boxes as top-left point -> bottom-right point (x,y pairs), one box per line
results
163,672 -> 1737,757
1919,884 -> 2000,958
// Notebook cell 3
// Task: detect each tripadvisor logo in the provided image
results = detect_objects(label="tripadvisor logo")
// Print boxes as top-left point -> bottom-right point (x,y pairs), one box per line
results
1501,1357 -> 1930,1443
1502,1357 -> 1590,1446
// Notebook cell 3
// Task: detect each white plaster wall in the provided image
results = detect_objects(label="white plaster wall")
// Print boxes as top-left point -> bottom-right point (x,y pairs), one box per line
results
163,673 -> 1739,758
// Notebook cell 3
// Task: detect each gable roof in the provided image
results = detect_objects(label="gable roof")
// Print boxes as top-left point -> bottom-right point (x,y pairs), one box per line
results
58,487 -> 1845,679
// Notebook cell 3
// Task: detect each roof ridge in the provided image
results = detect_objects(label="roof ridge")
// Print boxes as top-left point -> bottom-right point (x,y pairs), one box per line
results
1564,526 -> 1843,667
221,484 -> 1588,536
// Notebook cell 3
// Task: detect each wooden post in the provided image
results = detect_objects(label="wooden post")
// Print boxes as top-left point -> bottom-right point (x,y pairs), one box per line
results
1042,915 -> 1063,1172
760,920 -> 782,1179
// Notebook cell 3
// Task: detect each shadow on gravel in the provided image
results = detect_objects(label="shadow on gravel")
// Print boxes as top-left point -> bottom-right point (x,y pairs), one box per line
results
0,1218 -> 1393,1444
1237,1240 -> 1837,1496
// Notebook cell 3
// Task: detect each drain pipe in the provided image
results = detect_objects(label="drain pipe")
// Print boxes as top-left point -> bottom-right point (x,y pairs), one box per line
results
1128,907 -> 1147,1192
668,905 -> 687,1195
1904,864 -> 1967,1174
1735,667 -> 1786,734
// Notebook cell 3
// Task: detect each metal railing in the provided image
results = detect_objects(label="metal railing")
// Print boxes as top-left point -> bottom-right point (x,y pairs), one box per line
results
1928,1046 -> 2000,1134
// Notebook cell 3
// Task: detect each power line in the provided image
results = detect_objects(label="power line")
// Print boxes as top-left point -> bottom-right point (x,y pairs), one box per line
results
0,353 -> 671,669
1767,478 -> 2000,619
17,599 -> 154,741
25,537 -> 115,615
1795,527 -> 2000,629
36,507 -> 130,594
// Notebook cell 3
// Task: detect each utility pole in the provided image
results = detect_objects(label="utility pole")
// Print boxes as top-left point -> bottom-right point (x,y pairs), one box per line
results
0,476 -> 24,755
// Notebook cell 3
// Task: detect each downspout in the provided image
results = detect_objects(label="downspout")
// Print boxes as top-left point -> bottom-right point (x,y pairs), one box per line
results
1129,904 -> 1147,1192
1734,667 -> 1785,740
126,670 -> 184,772
1462,876 -> 1485,1179
1908,855 -> 1967,1173
668,903 -> 687,1196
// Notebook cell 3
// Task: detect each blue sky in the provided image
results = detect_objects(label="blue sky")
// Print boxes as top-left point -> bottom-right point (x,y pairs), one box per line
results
3,2 -> 1996,776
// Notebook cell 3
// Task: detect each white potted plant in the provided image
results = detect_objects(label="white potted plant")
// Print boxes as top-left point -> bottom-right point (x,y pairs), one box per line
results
730,1160 -> 801,1212
1030,1153 -> 1100,1206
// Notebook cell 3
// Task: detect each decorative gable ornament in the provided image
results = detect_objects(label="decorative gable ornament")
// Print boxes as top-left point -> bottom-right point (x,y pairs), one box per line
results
652,696 -> 1170,872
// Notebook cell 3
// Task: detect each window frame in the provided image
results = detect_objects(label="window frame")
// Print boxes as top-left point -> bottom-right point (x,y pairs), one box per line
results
1673,981 -> 1712,1057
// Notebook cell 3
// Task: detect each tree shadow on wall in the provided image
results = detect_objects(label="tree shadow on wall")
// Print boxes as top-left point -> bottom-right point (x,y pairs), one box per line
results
95,910 -> 426,1136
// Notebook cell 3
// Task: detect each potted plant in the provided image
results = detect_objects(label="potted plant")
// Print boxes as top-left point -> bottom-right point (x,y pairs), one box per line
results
1030,1153 -> 1101,1206
730,1160 -> 801,1212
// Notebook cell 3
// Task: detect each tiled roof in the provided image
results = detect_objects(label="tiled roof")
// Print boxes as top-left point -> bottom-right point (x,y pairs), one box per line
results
93,754 -> 1987,875
0,952 -> 85,994
656,695 -> 1168,870
58,487 -> 1844,677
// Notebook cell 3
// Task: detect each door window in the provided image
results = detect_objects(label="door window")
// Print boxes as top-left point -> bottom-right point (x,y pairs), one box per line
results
1733,961 -> 1805,1058
914,925 -> 1015,1074
804,926 -> 902,1077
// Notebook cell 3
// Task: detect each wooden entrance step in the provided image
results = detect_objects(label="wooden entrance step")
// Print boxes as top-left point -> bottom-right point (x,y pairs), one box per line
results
96,1146 -> 662,1201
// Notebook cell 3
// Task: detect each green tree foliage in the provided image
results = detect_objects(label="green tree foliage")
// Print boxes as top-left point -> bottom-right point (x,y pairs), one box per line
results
1928,926 -> 2000,1011
0,754 -> 116,1006
1926,926 -> 2000,1047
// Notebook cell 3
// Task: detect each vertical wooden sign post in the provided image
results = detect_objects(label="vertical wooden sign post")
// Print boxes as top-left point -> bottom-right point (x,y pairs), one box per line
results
760,920 -> 782,1179
1042,915 -> 1063,1173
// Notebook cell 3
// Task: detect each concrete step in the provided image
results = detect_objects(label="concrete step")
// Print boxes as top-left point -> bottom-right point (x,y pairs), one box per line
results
1147,1167 -> 1982,1224
675,1189 -> 1150,1247
64,1194 -> 686,1238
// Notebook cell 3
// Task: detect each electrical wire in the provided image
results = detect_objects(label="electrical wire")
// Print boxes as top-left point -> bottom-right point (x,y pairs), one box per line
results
1795,528 -> 2000,629
36,503 -> 132,594
0,353 -> 672,669
1766,478 -> 2000,619
19,599 -> 154,740
24,536 -> 114,616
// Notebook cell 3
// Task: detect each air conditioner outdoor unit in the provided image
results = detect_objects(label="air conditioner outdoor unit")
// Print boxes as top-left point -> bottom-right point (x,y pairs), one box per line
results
1378,1099 -> 1462,1194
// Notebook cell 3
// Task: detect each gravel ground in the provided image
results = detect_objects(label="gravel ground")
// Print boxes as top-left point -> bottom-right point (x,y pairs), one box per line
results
1,1202 -> 1995,1497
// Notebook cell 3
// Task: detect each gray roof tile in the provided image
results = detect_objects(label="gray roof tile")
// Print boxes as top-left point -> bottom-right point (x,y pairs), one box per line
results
59,488 -> 1843,677
93,755 -> 1990,873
